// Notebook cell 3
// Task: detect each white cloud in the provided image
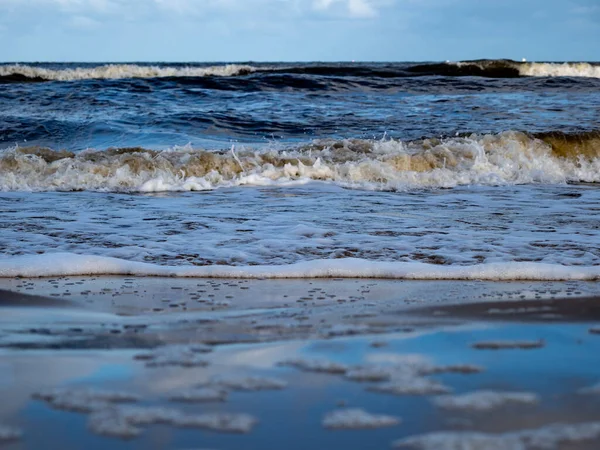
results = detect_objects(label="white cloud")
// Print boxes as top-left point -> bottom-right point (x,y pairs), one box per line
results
313,0 -> 381,18
0,0 -> 125,13
571,5 -> 600,14
69,14 -> 101,29
0,0 -> 396,24
348,0 -> 377,17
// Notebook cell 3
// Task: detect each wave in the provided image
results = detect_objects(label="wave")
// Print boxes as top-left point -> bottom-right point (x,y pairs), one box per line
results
2,60 -> 600,83
407,60 -> 600,78
1,131 -> 599,192
0,253 -> 598,280
518,62 -> 600,78
0,63 -> 257,82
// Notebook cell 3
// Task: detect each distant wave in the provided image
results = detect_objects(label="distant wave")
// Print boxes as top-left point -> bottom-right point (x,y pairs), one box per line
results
0,63 -> 257,82
1,60 -> 600,83
408,60 -> 600,78
1,131 -> 598,192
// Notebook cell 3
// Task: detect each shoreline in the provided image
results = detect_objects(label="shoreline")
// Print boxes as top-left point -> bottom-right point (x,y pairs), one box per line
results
1,278 -> 600,449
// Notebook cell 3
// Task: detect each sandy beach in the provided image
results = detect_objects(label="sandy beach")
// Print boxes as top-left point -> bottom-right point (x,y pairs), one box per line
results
1,278 -> 600,449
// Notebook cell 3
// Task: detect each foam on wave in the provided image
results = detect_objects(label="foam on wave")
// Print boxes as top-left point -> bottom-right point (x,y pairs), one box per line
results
457,60 -> 600,78
1,131 -> 599,192
0,253 -> 598,280
2,61 -> 600,83
518,62 -> 600,78
0,64 -> 257,82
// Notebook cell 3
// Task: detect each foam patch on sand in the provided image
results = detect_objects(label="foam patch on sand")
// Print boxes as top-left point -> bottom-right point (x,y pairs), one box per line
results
345,354 -> 440,382
207,375 -> 288,391
472,340 -> 545,350
169,387 -> 228,403
279,358 -> 349,374
2,253 -> 600,280
345,366 -> 395,382
134,345 -> 211,368
282,354 -> 464,396
579,382 -> 600,395
0,425 -> 22,442
89,405 -> 257,438
433,391 -> 538,411
323,408 -> 401,429
34,388 -> 256,439
360,357 -> 453,395
33,387 -> 140,413
369,377 -> 451,396
424,364 -> 484,375
393,421 -> 600,449
323,324 -> 373,337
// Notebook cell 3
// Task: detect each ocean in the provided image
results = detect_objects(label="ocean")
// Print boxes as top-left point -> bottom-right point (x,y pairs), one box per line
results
1,60 -> 599,280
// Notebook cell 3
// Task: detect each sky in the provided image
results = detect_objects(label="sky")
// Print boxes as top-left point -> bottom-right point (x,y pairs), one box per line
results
0,0 -> 598,62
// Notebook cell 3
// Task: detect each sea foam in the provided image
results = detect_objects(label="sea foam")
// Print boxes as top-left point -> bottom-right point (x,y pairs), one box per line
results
1,252 -> 599,280
0,64 -> 256,81
1,132 -> 599,192
453,60 -> 600,78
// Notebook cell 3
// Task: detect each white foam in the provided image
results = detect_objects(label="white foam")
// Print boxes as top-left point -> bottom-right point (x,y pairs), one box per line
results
455,60 -> 600,78
208,375 -> 288,391
369,377 -> 451,396
89,405 -> 258,438
34,387 -> 140,413
134,345 -> 211,368
433,391 -> 538,411
324,323 -> 372,337
2,132 -> 600,193
472,340 -> 545,350
519,62 -> 600,78
0,425 -> 22,442
394,430 -> 523,449
174,411 -> 258,434
343,355 -> 454,396
393,422 -> 600,449
0,63 -> 257,81
345,354 -> 441,383
424,364 -> 484,375
169,387 -> 228,403
1,252 -> 599,280
579,382 -> 600,394
322,408 -> 401,429
89,407 -> 141,439
279,357 -> 348,374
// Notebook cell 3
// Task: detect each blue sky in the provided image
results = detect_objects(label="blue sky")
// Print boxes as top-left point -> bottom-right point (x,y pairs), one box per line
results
0,0 -> 598,62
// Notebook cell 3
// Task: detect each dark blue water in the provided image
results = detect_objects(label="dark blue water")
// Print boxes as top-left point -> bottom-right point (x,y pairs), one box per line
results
1,61 -> 599,151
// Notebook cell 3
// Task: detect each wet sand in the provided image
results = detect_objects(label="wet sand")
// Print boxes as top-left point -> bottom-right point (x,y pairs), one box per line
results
1,278 -> 600,449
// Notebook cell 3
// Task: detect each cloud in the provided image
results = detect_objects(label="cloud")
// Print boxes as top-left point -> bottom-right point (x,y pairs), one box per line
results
69,15 -> 101,29
313,0 -> 380,18
571,4 -> 600,15
348,0 -> 378,18
2,0 -> 596,62
0,0 -> 391,20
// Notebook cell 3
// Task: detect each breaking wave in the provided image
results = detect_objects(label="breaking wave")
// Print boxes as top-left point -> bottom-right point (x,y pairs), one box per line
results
1,131 -> 599,192
2,60 -> 600,83
409,60 -> 600,78
0,63 -> 257,82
